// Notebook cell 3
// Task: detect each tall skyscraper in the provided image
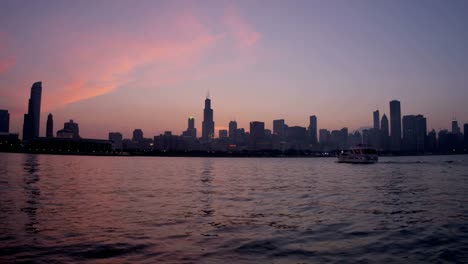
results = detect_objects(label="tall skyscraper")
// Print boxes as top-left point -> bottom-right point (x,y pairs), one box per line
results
373,110 -> 380,130
273,119 -> 286,139
380,114 -> 389,150
249,121 -> 265,150
0,110 -> 9,133
22,81 -> 42,140
390,100 -> 401,151
452,120 -> 460,134
464,124 -> 468,149
46,113 -> 54,138
402,115 -> 427,153
202,96 -> 214,141
308,115 -> 318,145
229,120 -> 237,143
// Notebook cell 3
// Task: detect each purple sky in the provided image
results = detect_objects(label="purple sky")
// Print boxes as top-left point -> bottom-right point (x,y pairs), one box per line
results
1,0 -> 467,139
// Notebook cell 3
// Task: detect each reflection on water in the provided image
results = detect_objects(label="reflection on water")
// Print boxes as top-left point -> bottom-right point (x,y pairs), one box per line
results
22,154 -> 41,236
0,153 -> 467,263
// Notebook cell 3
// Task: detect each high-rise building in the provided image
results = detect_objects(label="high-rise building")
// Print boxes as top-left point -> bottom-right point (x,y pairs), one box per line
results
132,129 -> 143,143
380,114 -> 390,151
390,100 -> 401,151
373,110 -> 380,130
273,119 -> 286,139
452,120 -> 460,134
402,115 -> 427,153
308,115 -> 318,145
319,129 -> 330,146
249,121 -> 265,150
202,96 -> 214,141
109,132 -> 123,150
46,113 -> 54,138
183,116 -> 197,138
229,121 -> 237,143
22,82 -> 42,140
464,123 -> 468,149
0,110 -> 9,133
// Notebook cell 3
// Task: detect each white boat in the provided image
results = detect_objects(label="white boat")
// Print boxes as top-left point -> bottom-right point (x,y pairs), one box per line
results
337,145 -> 378,164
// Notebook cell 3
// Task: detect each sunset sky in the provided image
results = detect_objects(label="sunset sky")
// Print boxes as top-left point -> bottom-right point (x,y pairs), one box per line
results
1,0 -> 467,139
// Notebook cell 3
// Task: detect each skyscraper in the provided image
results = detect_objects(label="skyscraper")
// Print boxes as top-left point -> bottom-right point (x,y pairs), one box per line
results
202,96 -> 214,141
229,121 -> 237,143
249,121 -> 265,150
390,100 -> 401,151
132,129 -> 143,143
452,120 -> 460,134
373,110 -> 380,130
308,115 -> 317,145
184,116 -> 197,138
46,113 -> 54,138
464,124 -> 468,149
402,115 -> 427,153
0,110 -> 9,133
22,82 -> 42,140
273,119 -> 285,139
380,114 -> 389,151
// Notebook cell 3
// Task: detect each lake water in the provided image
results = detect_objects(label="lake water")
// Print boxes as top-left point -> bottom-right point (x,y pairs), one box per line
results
1,153 -> 467,263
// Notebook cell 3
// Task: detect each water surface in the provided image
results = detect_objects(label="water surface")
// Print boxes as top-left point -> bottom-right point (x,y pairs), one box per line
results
1,153 -> 467,263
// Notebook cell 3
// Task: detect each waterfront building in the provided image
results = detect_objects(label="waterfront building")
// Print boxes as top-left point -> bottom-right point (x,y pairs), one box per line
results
202,96 -> 214,142
46,113 -> 53,138
249,121 -> 265,150
380,114 -> 390,151
0,109 -> 9,133
373,110 -> 380,130
109,132 -> 123,150
390,100 -> 401,151
23,82 -> 42,140
402,115 -> 427,153
229,121 -> 237,144
308,116 -> 318,145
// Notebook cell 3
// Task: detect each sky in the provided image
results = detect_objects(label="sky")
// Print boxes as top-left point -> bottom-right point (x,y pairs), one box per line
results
0,0 -> 467,139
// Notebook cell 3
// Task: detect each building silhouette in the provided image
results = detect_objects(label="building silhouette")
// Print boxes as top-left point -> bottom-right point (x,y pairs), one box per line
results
22,82 -> 42,140
402,115 -> 427,153
380,114 -> 390,151
390,100 -> 401,151
452,119 -> 460,134
373,110 -> 380,130
228,121 -> 237,144
202,96 -> 214,142
109,132 -> 123,150
273,119 -> 286,140
46,113 -> 53,138
57,120 -> 80,139
132,129 -> 143,143
0,109 -> 9,133
249,121 -> 265,150
219,129 -> 228,138
464,124 -> 468,149
308,115 -> 318,145
182,117 -> 197,138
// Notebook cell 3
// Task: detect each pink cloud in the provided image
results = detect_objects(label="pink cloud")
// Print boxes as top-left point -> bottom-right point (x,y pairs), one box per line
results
224,7 -> 261,48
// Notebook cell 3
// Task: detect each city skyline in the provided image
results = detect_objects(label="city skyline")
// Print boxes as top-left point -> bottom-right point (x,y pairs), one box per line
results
1,1 -> 468,138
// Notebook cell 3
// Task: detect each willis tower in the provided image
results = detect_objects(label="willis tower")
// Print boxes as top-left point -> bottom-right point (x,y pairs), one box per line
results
202,95 -> 214,141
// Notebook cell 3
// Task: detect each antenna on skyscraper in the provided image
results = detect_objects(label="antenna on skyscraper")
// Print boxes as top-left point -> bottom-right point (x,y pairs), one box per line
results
206,90 -> 210,99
